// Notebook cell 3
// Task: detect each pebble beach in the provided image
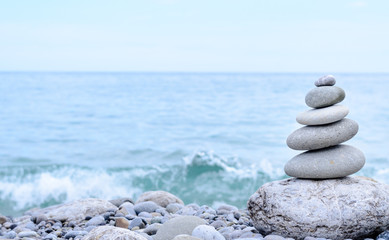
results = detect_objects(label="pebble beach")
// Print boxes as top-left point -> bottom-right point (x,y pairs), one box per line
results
0,190 -> 388,240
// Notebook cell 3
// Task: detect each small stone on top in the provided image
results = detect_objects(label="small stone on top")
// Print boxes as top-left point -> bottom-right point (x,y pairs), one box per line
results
315,75 -> 336,87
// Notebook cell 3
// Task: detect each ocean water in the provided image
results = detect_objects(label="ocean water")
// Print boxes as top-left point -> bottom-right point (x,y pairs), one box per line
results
0,72 -> 388,216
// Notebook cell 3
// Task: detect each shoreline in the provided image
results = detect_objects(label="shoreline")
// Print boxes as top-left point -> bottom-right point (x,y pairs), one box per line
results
0,190 -> 386,240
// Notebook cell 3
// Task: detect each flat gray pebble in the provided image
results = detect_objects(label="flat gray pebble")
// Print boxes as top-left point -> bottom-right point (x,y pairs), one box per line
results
134,201 -> 159,214
305,86 -> 345,108
64,230 -> 88,239
315,75 -> 336,87
18,230 -> 38,238
85,215 -> 106,227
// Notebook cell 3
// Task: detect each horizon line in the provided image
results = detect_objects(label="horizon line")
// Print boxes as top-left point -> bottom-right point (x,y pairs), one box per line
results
1,70 -> 389,74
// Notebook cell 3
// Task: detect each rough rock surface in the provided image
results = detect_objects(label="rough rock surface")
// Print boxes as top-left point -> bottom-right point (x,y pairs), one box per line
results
26,198 -> 118,222
315,75 -> 336,87
248,176 -> 389,240
153,216 -> 206,240
136,190 -> 184,207
287,118 -> 358,150
305,86 -> 345,108
284,144 -> 365,179
296,105 -> 349,126
82,226 -> 147,240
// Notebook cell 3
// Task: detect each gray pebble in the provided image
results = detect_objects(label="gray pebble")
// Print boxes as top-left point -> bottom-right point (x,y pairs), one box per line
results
138,212 -> 152,218
287,118 -> 358,150
151,216 -> 163,224
285,144 -> 365,179
18,230 -> 38,238
25,221 -> 37,231
129,217 -> 145,229
43,233 -> 58,240
305,86 -> 345,108
296,105 -> 349,126
144,223 -> 162,235
315,75 -> 336,87
64,230 -> 88,239
192,225 -> 225,240
134,201 -> 159,214
166,203 -> 184,214
85,215 -> 105,227
217,204 -> 238,215
118,202 -> 136,216
211,220 -> 227,229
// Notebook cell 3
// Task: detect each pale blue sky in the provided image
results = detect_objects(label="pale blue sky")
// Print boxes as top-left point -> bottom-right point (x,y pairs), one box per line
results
1,0 -> 388,72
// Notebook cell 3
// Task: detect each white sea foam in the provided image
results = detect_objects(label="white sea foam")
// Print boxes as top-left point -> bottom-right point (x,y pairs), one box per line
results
0,167 -> 139,213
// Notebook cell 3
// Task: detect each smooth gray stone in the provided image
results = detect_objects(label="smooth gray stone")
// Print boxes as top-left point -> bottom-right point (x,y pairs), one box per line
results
134,201 -> 159,214
85,215 -> 105,227
296,105 -> 349,125
129,217 -> 145,229
305,86 -> 345,108
284,145 -> 365,179
192,225 -> 225,240
64,230 -> 88,239
287,118 -> 358,150
153,216 -> 206,240
18,231 -> 38,238
247,176 -> 389,240
315,75 -> 336,87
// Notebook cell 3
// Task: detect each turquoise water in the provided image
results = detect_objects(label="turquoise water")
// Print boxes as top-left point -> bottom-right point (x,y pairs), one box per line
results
0,72 -> 388,216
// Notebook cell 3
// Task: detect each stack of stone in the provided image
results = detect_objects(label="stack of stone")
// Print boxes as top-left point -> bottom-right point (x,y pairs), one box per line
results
248,76 -> 389,239
284,75 -> 365,179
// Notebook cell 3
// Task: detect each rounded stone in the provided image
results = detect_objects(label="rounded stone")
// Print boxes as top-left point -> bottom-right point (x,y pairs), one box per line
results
134,201 -> 159,214
191,225 -> 225,240
305,86 -> 345,108
136,191 -> 184,207
296,105 -> 349,125
153,216 -> 206,240
315,75 -> 336,87
287,118 -> 358,150
247,176 -> 389,240
284,145 -> 365,179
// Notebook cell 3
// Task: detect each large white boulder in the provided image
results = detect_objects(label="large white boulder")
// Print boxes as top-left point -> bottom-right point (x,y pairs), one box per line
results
247,176 -> 389,240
